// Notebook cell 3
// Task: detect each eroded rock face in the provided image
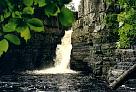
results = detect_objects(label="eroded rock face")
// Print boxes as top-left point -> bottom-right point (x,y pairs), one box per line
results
107,49 -> 136,83
71,0 -> 110,75
71,0 -> 136,84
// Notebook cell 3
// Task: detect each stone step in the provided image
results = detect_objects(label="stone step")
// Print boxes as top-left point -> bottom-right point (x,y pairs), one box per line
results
108,69 -> 125,83
116,66 -> 133,70
110,69 -> 125,76
72,45 -> 92,49
115,62 -> 134,70
119,57 -> 136,61
72,52 -> 90,57
117,62 -> 134,66
72,48 -> 92,52
72,42 -> 92,47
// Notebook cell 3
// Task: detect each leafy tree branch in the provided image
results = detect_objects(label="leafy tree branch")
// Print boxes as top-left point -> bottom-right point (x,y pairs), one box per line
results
0,0 -> 74,57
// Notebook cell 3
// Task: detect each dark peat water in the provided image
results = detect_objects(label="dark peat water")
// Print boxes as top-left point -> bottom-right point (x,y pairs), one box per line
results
0,73 -> 135,92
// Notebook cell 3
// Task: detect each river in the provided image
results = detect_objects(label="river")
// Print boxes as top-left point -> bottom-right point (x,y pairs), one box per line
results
0,73 -> 111,92
0,29 -> 135,92
0,73 -> 136,92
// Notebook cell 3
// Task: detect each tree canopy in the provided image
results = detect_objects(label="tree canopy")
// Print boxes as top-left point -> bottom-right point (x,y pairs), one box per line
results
0,0 -> 74,57
106,0 -> 136,48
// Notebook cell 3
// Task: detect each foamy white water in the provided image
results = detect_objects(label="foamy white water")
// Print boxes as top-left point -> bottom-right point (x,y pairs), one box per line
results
31,29 -> 76,74
72,0 -> 81,11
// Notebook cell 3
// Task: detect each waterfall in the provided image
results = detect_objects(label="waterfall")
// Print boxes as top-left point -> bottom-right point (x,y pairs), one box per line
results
54,29 -> 72,69
33,29 -> 76,74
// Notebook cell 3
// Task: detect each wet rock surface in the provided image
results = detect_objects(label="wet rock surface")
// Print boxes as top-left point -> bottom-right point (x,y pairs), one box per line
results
0,73 -> 112,92
71,0 -> 111,76
0,73 -> 135,92
107,49 -> 136,83
71,0 -> 136,89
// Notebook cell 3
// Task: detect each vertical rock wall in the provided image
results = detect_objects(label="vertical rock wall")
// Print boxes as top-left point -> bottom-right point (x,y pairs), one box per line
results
71,0 -> 136,84
71,0 -> 113,75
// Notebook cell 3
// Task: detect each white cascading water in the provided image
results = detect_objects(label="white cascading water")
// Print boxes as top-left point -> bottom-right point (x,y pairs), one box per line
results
33,29 -> 76,74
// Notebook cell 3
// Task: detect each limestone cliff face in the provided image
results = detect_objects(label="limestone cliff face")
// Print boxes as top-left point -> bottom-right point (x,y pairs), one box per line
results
71,0 -> 136,82
71,0 -> 112,75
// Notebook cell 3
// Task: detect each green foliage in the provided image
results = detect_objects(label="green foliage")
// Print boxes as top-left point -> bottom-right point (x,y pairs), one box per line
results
37,0 -> 46,7
23,0 -> 33,6
20,27 -> 31,42
106,0 -> 136,48
59,7 -> 74,26
23,7 -> 34,15
27,18 -> 44,27
44,3 -> 60,17
12,11 -> 21,18
27,18 -> 44,32
117,23 -> 133,48
3,21 -> 17,32
0,39 -> 9,57
4,9 -> 11,18
34,0 -> 46,7
4,34 -> 20,45
0,0 -> 74,57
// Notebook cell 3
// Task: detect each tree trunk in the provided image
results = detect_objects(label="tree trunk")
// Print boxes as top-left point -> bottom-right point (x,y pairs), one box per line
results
109,64 -> 136,90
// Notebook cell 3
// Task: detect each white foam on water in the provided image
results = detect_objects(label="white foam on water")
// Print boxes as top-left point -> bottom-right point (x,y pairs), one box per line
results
72,0 -> 81,11
31,29 -> 76,74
